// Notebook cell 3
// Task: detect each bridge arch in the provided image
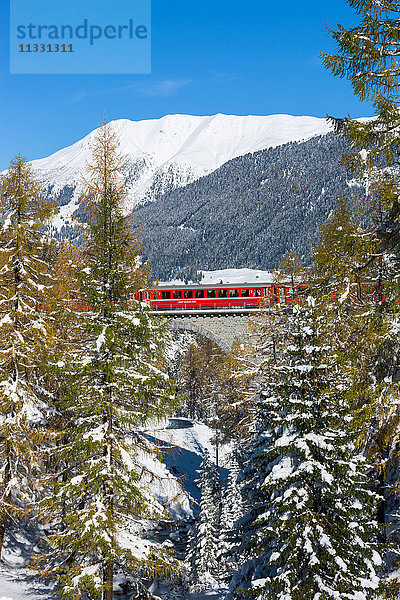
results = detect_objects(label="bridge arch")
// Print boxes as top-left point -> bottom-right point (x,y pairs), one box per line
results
169,314 -> 254,353
171,319 -> 230,352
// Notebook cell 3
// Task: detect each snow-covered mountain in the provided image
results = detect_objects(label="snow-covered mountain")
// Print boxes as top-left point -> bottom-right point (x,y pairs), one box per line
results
29,113 -> 332,229
134,131 -> 361,280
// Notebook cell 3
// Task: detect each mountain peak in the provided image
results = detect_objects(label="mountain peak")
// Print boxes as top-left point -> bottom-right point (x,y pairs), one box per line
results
25,113 -> 334,230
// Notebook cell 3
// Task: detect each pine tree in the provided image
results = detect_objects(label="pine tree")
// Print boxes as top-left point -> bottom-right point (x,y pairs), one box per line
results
0,155 -> 59,558
228,299 -> 383,600
39,122 -> 178,599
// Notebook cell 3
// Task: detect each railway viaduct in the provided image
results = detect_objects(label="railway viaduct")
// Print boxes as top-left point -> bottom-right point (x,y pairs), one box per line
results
156,309 -> 260,352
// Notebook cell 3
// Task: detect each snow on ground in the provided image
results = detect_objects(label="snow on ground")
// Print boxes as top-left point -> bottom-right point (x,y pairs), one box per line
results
0,570 -> 56,600
135,439 -> 192,519
145,418 -> 231,516
0,527 -> 57,600
165,331 -> 197,365
152,418 -> 230,465
188,589 -> 227,600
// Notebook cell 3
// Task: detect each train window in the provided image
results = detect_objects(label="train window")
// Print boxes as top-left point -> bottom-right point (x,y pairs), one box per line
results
172,290 -> 182,299
195,290 -> 205,298
229,289 -> 239,297
145,292 -> 150,301
264,287 -> 271,296
207,290 -> 216,298
161,291 -> 171,300
218,289 -> 227,298
184,290 -> 193,299
241,289 -> 250,297
254,288 -> 262,297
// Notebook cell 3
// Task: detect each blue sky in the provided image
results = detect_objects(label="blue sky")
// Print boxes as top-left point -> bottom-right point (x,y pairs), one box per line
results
0,0 -> 374,170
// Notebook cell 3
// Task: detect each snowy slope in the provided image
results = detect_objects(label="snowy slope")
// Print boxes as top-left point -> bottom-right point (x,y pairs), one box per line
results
26,113 -> 333,229
198,268 -> 274,285
0,571 -> 56,600
145,417 -> 230,515
160,268 -> 274,286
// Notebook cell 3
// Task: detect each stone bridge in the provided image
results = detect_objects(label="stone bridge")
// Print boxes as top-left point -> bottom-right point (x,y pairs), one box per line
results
163,310 -> 258,352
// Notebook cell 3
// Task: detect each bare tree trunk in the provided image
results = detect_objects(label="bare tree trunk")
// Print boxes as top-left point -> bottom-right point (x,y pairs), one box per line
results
0,512 -> 7,560
377,469 -> 386,535
0,454 -> 11,560
104,559 -> 114,600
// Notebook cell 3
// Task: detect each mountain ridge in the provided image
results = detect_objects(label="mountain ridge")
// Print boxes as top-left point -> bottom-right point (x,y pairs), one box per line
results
133,132 -> 363,280
26,113 -> 333,223
2,114 -> 358,278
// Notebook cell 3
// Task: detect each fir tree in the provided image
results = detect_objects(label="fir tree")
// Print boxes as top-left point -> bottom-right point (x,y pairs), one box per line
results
322,0 -> 400,547
39,122 -> 177,599
219,450 -> 244,582
0,155 -> 59,558
229,300 -> 383,600
191,450 -> 221,588
227,392 -> 278,599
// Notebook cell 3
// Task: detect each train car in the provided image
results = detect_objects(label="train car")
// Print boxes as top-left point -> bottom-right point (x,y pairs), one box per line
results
136,283 -> 307,310
63,281 -> 388,314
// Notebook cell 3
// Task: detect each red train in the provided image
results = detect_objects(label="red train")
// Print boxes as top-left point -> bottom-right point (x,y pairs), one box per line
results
67,283 -> 387,313
136,283 -> 309,311
136,281 -> 389,311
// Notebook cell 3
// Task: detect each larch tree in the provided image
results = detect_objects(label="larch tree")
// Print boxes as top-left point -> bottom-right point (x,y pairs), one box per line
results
273,250 -> 306,295
312,195 -> 400,536
180,338 -> 228,464
180,342 -> 207,421
215,339 -> 258,447
39,121 -> 178,600
0,155 -> 59,558
321,0 -> 400,288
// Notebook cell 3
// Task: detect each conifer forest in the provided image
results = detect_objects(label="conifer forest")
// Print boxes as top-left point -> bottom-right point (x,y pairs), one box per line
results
4,1 -> 400,599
